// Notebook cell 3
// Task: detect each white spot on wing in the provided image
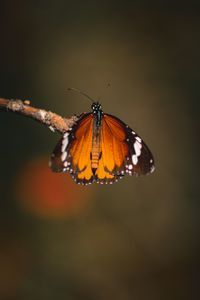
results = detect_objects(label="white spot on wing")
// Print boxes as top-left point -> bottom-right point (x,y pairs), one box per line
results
61,135 -> 69,153
132,154 -> 138,165
134,140 -> 142,156
61,151 -> 67,162
63,132 -> 69,138
136,136 -> 142,143
64,161 -> 69,167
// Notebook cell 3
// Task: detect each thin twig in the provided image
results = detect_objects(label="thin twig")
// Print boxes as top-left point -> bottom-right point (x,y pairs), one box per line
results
0,97 -> 78,133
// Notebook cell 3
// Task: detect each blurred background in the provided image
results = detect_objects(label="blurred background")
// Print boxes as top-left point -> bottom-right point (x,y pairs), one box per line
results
0,1 -> 199,299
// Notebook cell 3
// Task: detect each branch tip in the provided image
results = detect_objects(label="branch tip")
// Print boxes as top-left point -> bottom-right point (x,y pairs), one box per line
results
0,97 -> 78,134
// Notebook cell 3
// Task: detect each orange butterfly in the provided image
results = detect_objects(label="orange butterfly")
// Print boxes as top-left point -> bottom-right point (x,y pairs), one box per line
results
50,95 -> 155,185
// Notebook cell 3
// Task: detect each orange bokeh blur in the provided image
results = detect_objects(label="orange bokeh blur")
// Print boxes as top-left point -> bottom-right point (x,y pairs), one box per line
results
15,157 -> 91,218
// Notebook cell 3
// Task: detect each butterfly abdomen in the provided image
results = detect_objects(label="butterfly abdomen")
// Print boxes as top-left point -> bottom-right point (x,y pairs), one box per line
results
91,129 -> 101,171
91,155 -> 99,170
91,147 -> 101,169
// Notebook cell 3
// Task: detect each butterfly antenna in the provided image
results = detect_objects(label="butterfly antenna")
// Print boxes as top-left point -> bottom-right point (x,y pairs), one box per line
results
67,87 -> 94,103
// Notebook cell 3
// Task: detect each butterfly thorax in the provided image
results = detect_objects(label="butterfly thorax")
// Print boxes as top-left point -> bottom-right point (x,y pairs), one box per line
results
91,102 -> 103,173
91,101 -> 103,128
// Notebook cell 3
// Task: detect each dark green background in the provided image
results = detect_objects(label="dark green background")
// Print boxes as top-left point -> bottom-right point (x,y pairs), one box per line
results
0,1 -> 199,299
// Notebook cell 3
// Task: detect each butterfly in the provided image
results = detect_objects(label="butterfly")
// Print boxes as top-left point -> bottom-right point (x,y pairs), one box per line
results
50,95 -> 155,185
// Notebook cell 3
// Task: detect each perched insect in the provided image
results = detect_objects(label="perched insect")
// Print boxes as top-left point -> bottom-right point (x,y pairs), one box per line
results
50,89 -> 155,185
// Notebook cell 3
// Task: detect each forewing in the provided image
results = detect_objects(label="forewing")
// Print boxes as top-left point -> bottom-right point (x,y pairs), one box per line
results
92,115 -> 127,184
100,114 -> 155,177
50,113 -> 95,184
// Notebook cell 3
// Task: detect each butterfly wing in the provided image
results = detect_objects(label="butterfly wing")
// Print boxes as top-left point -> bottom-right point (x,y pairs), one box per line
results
97,114 -> 155,180
93,115 -> 127,184
50,113 -> 95,184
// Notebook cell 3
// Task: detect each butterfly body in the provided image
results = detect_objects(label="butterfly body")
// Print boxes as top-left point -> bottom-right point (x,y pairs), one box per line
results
50,102 -> 155,185
91,102 -> 103,173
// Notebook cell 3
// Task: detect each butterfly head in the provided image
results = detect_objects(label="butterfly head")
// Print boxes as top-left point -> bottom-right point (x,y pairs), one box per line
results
91,101 -> 102,112
91,102 -> 103,115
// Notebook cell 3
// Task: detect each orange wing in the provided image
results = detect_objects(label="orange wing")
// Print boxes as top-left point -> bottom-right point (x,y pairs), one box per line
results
50,114 -> 92,173
69,114 -> 93,182
101,114 -> 155,177
94,115 -> 129,183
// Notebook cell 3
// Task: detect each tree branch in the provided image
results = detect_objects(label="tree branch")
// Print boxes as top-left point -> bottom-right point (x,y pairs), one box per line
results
0,97 -> 78,134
